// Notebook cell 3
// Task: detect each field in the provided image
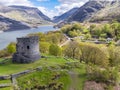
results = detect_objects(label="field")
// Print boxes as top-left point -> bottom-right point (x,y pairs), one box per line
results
0,56 -> 87,90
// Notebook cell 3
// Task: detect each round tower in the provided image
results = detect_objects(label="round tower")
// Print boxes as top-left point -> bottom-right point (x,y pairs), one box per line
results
12,36 -> 40,63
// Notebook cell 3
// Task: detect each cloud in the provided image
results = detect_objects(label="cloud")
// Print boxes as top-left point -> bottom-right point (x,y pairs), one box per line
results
38,6 -> 57,19
0,0 -> 89,18
0,0 -> 33,6
37,0 -> 49,1
58,0 -> 88,4
55,0 -> 88,15
38,0 -> 88,18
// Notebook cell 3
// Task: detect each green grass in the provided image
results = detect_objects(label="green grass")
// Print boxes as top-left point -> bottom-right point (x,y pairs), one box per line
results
0,57 -> 75,75
17,68 -> 71,90
0,58 -> 5,62
68,63 -> 86,90
0,87 -> 13,90
16,61 -> 86,90
0,56 -> 87,90
0,80 -> 11,84
0,79 -> 12,90
58,71 -> 71,90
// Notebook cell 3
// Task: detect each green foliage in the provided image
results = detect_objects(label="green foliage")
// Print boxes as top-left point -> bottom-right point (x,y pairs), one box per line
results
0,42 -> 16,58
90,22 -> 120,40
6,42 -> 16,54
100,33 -> 107,38
79,43 -> 109,66
40,42 -> 50,54
61,23 -> 87,38
64,42 -> 109,67
86,65 -> 119,85
49,44 -> 62,56
60,22 -> 120,41
63,41 -> 80,59
0,49 -> 10,58
29,31 -> 66,45
108,46 -> 120,66
84,33 -> 91,40
17,68 -> 68,90
68,30 -> 78,37
28,32 -> 46,42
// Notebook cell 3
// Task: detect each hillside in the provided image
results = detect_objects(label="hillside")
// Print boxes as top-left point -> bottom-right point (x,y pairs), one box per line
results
0,15 -> 30,31
66,1 -> 105,22
90,1 -> 120,22
0,5 -> 52,31
56,1 -> 120,23
9,6 -> 51,22
53,8 -> 78,23
0,56 -> 86,90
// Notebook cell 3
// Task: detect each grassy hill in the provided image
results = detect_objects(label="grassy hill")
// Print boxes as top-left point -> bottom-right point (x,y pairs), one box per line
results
0,56 -> 86,90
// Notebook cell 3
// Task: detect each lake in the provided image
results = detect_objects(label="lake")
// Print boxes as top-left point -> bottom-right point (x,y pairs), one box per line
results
0,25 -> 56,50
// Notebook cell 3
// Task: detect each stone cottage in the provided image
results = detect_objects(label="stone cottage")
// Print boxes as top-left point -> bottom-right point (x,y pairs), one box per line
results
12,36 -> 40,63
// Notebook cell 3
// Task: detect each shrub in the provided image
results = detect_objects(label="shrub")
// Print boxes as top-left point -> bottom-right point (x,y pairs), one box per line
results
49,44 -> 62,56
86,65 -> 119,85
40,42 -> 50,54
79,43 -> 109,67
6,42 -> 16,54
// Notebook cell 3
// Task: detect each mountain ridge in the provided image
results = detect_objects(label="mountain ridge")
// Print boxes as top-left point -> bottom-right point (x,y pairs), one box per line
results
0,5 -> 52,31
55,0 -> 120,24
0,15 -> 30,31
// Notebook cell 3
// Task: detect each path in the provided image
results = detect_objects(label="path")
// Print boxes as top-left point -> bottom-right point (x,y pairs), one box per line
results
68,71 -> 79,90
60,34 -> 71,47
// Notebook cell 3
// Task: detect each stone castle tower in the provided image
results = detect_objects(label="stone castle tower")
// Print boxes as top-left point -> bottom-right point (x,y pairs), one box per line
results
12,36 -> 41,63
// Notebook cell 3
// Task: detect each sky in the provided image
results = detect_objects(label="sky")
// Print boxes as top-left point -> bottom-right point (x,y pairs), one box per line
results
0,0 -> 89,18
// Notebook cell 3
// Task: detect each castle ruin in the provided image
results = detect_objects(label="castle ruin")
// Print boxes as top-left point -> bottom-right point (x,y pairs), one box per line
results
12,36 -> 41,63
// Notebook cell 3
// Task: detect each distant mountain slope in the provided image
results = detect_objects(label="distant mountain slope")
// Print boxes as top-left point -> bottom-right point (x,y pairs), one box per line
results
53,8 -> 78,23
64,1 -> 120,23
0,5 -> 52,30
0,5 -> 53,31
90,1 -> 120,22
66,1 -> 105,22
9,6 -> 51,22
0,15 -> 30,31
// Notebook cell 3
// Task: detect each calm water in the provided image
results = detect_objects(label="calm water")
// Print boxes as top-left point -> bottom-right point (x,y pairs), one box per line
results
0,25 -> 56,50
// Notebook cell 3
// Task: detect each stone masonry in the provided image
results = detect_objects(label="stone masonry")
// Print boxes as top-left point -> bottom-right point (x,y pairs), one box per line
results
12,36 -> 40,63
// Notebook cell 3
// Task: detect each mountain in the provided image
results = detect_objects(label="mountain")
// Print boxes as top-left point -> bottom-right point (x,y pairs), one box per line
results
90,1 -> 120,22
53,8 -> 78,23
65,1 -> 120,23
0,15 -> 30,31
0,5 -> 52,31
66,1 -> 105,22
9,6 -> 51,22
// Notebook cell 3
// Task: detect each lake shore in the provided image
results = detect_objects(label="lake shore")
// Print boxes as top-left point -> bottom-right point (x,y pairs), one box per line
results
3,24 -> 55,33
0,25 -> 56,50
